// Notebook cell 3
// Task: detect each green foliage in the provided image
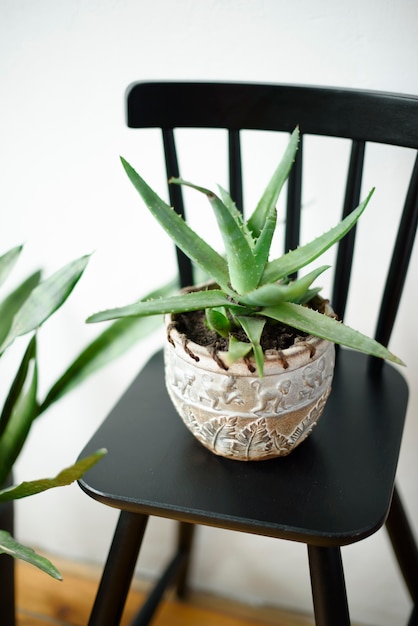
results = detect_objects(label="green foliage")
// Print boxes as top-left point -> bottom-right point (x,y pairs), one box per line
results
0,254 -> 90,354
0,449 -> 107,578
87,127 -> 403,375
0,245 -> 170,576
0,531 -> 62,580
0,450 -> 107,503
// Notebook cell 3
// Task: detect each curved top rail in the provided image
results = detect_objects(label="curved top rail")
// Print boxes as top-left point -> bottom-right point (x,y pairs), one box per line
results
126,81 -> 418,148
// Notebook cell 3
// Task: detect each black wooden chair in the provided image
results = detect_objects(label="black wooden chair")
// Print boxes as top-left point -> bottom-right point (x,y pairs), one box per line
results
79,82 -> 418,626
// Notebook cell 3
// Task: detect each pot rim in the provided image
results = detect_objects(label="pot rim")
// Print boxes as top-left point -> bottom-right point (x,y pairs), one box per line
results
165,283 -> 336,376
165,312 -> 334,377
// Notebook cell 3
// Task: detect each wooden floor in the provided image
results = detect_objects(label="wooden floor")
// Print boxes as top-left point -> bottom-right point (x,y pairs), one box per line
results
15,556 -> 318,626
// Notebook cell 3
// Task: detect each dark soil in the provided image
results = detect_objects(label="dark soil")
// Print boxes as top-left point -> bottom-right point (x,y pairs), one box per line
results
174,309 -> 305,351
170,295 -> 330,371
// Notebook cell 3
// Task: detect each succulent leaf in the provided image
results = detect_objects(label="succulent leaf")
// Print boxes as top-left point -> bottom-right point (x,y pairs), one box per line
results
217,185 -> 254,247
170,178 -> 259,293
87,289 -> 240,323
296,286 -> 323,305
260,302 -> 404,365
261,189 -> 374,284
247,127 -> 300,238
97,130 -> 404,376
205,306 -> 231,337
236,316 -> 266,375
240,266 -> 329,306
224,336 -> 253,365
121,158 -> 231,293
252,205 -> 277,279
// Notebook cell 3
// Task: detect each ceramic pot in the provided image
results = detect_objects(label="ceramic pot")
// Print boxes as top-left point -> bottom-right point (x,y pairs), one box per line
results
164,314 -> 335,461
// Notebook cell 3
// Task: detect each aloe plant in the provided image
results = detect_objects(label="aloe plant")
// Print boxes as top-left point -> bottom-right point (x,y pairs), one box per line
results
88,127 -> 403,375
0,245 -> 173,577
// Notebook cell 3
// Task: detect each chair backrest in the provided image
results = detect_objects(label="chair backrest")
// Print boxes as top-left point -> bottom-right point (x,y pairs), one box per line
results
126,81 -> 418,364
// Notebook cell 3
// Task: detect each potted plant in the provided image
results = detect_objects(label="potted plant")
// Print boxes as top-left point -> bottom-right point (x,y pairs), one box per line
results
0,242 -> 171,600
88,127 -> 403,461
0,248 -> 104,580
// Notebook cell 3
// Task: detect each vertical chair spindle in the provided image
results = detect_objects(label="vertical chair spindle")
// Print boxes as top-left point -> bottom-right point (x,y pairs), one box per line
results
375,154 -> 418,349
285,135 -> 303,274
332,139 -> 365,321
228,129 -> 244,215
162,128 -> 194,288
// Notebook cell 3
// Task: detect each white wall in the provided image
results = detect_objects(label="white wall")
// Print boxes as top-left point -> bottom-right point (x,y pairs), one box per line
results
1,1 -> 417,624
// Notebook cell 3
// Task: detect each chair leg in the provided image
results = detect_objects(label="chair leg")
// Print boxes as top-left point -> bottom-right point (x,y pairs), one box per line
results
175,522 -> 196,598
408,603 -> 417,626
130,522 -> 196,625
386,484 -> 418,603
308,545 -> 351,626
88,511 -> 149,626
0,555 -> 15,626
0,497 -> 15,626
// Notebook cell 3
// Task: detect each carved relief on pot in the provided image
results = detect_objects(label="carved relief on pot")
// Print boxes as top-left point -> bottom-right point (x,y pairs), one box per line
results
164,318 -> 335,461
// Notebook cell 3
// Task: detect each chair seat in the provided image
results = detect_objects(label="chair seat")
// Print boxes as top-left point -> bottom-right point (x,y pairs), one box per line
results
79,348 -> 408,548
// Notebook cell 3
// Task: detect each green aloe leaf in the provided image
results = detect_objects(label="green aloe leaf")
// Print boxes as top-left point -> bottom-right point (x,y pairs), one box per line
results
247,127 -> 300,238
87,288 -> 239,323
121,158 -> 231,293
217,186 -> 254,247
224,335 -> 253,365
40,280 -> 177,412
236,316 -> 266,375
0,449 -> 106,502
0,531 -> 62,580
0,254 -> 90,353
0,336 -> 38,486
205,306 -> 231,338
0,245 -> 23,289
260,301 -> 404,365
252,205 -> 278,279
261,189 -> 374,284
296,286 -> 322,305
170,178 -> 258,293
240,266 -> 329,307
